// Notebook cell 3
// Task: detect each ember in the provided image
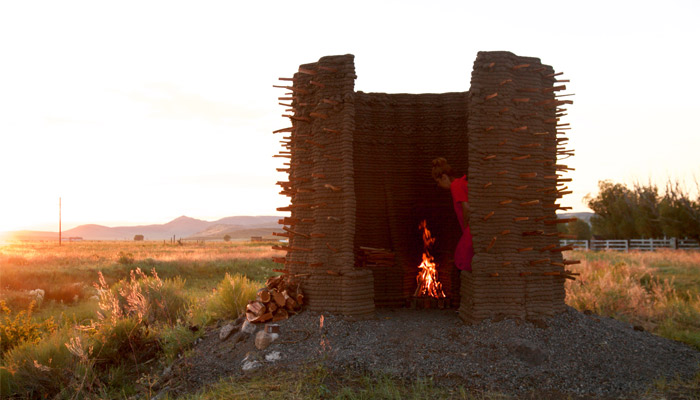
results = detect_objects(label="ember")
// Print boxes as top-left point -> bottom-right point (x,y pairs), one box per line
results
413,220 -> 445,298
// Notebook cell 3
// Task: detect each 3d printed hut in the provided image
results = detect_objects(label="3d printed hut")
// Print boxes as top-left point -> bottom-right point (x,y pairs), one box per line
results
273,51 -> 577,323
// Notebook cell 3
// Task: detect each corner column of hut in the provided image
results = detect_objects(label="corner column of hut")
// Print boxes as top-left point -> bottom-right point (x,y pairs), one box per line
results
463,51 -> 568,323
277,55 -> 372,315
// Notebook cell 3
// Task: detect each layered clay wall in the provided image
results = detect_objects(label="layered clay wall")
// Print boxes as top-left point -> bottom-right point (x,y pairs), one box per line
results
274,51 -> 574,322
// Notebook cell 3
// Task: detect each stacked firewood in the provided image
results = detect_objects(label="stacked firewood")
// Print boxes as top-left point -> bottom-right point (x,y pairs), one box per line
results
245,275 -> 304,323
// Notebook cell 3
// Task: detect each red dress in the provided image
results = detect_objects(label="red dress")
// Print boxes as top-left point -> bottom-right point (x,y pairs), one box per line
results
450,175 -> 474,271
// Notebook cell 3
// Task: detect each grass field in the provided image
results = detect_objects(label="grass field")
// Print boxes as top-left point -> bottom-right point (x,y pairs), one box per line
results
1,241 -> 699,399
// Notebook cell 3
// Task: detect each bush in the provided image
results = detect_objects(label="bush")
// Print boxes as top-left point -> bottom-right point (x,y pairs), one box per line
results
223,234 -> 231,242
0,300 -> 56,355
95,268 -> 190,326
90,317 -> 158,368
134,235 -> 144,241
117,251 -> 135,265
0,328 -> 81,398
207,273 -> 259,320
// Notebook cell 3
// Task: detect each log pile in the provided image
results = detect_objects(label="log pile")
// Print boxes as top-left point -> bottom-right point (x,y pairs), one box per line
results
245,275 -> 304,323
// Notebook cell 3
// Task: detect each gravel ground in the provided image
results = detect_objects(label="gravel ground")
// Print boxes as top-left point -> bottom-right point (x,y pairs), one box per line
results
166,307 -> 700,398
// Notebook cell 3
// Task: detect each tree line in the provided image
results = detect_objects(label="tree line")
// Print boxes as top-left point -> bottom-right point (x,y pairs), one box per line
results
561,180 -> 700,240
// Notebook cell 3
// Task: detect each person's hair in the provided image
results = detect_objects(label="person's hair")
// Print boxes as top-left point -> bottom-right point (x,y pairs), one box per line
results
431,157 -> 456,181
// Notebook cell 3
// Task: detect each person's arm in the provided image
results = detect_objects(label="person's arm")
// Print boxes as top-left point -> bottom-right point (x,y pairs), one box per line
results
461,201 -> 470,228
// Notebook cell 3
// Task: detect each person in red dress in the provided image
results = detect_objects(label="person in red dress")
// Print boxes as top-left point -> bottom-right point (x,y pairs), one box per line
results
432,158 -> 474,272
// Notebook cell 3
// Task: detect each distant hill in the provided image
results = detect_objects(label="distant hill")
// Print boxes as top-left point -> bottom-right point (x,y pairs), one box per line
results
557,211 -> 593,223
3,215 -> 280,241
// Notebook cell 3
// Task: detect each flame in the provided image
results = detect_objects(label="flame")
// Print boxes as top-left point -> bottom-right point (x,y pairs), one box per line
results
414,220 -> 445,298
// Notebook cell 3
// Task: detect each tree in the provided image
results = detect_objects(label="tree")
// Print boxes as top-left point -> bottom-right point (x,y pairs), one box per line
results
659,181 -> 700,240
223,234 -> 231,242
585,181 -> 637,239
134,234 -> 144,241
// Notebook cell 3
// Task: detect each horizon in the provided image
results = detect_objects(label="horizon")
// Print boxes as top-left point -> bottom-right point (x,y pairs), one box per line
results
2,0 -> 698,232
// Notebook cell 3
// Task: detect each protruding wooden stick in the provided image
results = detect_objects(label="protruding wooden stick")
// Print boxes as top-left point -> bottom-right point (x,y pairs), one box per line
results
530,258 -> 550,265
309,80 -> 325,88
323,128 -> 341,134
497,140 -> 507,146
520,143 -> 541,148
519,172 -> 537,178
544,72 -> 564,78
555,79 -> 570,83
499,107 -> 509,114
311,173 -> 326,178
487,62 -> 495,68
483,211 -> 495,221
500,230 -> 511,235
322,98 -> 340,105
486,236 -> 497,251
289,115 -> 311,122
539,244 -> 557,252
482,155 -> 496,161
517,247 -> 533,252
278,97 -> 296,101
499,79 -> 512,85
310,233 -> 326,238
278,77 -> 296,82
273,154 -> 292,158
499,199 -> 512,205
513,155 -> 531,161
512,64 -> 530,70
319,66 -> 338,72
324,184 -> 342,192
514,217 -> 529,222
273,127 -> 295,133
326,243 -> 339,253
564,260 -> 581,265
520,200 -> 540,206
298,67 -> 317,75
550,245 -> 574,253
485,126 -> 495,132
309,112 -> 328,119
497,170 -> 508,175
515,185 -> 528,190
485,93 -> 498,100
484,182 -> 493,188
279,102 -> 293,107
542,85 -> 566,93
512,126 -> 528,132
273,85 -> 309,94
502,261 -> 512,266
283,226 -> 310,239
305,139 -> 325,149
490,273 -> 499,277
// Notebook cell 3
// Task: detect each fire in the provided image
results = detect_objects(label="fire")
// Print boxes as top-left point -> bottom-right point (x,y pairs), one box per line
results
414,220 -> 445,298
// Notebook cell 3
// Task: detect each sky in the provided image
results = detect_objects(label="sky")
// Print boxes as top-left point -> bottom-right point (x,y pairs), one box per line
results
1,0 -> 699,232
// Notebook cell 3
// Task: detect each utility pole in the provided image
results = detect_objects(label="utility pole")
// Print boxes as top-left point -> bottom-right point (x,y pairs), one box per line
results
59,197 -> 62,246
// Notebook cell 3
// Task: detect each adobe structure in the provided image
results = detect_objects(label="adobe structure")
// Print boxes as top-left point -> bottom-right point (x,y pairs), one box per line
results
272,51 -> 577,323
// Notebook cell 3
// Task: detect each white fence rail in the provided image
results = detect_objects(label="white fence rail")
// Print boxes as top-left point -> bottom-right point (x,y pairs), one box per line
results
560,238 -> 700,252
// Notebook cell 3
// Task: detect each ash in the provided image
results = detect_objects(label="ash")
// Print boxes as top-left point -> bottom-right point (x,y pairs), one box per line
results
173,307 -> 700,398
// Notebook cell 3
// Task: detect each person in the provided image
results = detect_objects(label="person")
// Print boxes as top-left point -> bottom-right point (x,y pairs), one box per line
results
432,157 -> 474,272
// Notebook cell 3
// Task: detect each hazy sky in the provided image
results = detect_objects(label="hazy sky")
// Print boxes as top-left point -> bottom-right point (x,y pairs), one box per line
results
1,0 -> 699,232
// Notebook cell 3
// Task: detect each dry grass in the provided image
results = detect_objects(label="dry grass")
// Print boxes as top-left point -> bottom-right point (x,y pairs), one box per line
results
0,241 -> 283,311
565,250 -> 700,349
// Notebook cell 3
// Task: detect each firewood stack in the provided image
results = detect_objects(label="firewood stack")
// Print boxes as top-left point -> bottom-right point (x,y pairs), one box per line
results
245,275 -> 304,323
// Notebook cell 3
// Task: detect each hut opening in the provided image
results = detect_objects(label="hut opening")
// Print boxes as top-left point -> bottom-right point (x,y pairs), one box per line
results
273,51 -> 575,323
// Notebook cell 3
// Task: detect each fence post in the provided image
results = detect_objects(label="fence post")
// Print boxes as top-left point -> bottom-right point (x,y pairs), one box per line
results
625,239 -> 630,252
585,240 -> 589,250
672,237 -> 678,250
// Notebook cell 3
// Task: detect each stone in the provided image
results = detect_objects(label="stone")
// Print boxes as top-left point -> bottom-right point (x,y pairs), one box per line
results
241,320 -> 258,335
219,323 -> 239,341
265,351 -> 282,362
231,331 -> 250,345
255,331 -> 280,350
241,360 -> 262,372
633,325 -> 645,332
234,315 -> 246,325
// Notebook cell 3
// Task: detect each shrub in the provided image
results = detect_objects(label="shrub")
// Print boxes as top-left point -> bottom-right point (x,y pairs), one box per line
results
90,317 -> 158,368
158,323 -> 200,362
134,235 -> 144,241
117,251 -> 135,265
0,301 -> 56,355
95,268 -> 190,326
0,328 -> 80,398
223,234 -> 231,242
207,273 -> 259,320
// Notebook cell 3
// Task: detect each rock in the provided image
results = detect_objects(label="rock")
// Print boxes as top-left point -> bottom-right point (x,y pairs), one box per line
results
255,331 -> 279,350
633,325 -> 645,332
231,331 -> 250,345
241,320 -> 258,335
234,315 -> 246,325
241,360 -> 262,372
219,323 -> 238,341
265,351 -> 282,362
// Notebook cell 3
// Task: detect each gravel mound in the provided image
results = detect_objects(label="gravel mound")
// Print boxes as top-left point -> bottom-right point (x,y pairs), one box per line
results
170,307 -> 700,398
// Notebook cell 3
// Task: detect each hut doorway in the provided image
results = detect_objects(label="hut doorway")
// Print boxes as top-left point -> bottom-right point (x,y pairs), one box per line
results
352,91 -> 469,308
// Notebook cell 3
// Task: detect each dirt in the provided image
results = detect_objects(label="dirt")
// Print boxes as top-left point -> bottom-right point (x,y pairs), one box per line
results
161,307 -> 700,399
